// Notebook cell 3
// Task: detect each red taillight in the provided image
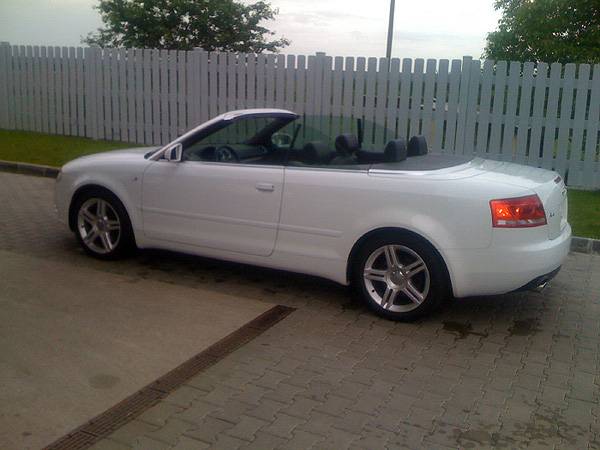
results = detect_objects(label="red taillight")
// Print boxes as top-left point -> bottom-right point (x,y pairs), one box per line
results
490,195 -> 547,228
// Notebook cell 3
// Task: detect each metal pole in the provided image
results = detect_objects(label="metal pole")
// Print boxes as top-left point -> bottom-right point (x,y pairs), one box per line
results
385,0 -> 396,59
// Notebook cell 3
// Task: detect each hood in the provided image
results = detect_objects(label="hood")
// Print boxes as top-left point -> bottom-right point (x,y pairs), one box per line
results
62,147 -> 159,170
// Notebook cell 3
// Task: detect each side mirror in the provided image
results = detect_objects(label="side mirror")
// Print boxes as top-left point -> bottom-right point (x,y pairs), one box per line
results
163,143 -> 182,162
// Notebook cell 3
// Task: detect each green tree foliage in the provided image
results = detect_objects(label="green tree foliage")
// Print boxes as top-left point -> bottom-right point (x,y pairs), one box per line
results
83,0 -> 290,52
484,0 -> 600,64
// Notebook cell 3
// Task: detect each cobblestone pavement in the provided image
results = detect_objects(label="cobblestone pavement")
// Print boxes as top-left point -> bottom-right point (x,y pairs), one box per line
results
2,172 -> 600,449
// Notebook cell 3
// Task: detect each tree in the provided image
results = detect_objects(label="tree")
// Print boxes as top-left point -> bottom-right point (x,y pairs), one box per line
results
484,0 -> 600,64
83,0 -> 290,53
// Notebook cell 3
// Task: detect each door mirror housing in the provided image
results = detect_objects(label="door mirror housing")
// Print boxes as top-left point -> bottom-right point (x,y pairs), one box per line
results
164,143 -> 182,162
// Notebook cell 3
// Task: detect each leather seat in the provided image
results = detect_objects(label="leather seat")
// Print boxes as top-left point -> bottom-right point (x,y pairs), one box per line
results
407,135 -> 428,156
330,134 -> 360,165
384,138 -> 407,162
301,141 -> 335,165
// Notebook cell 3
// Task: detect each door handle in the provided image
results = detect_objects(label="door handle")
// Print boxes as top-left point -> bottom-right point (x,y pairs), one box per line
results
255,182 -> 275,192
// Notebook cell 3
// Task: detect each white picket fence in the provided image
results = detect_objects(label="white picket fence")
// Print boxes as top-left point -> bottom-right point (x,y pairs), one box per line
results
1,42 -> 599,188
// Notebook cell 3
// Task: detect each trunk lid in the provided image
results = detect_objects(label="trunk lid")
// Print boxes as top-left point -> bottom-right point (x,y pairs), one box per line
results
472,159 -> 568,239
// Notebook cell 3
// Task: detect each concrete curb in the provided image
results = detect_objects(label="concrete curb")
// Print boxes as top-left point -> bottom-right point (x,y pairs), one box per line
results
0,159 -> 60,178
0,161 -> 598,255
571,236 -> 600,255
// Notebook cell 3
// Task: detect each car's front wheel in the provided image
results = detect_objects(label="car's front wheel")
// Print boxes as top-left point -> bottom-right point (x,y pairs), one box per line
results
73,189 -> 135,259
352,233 -> 449,320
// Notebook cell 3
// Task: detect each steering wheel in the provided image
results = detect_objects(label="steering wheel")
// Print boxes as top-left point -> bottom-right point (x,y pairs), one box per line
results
215,145 -> 239,163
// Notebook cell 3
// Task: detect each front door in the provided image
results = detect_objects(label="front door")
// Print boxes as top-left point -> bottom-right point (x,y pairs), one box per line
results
142,160 -> 284,256
141,113 -> 296,257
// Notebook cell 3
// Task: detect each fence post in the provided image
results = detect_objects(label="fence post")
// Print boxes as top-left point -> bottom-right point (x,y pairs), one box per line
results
84,46 -> 98,139
454,56 -> 472,153
0,42 -> 10,129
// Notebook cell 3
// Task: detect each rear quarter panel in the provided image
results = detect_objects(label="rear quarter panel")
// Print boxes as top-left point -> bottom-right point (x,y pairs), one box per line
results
277,167 -> 529,284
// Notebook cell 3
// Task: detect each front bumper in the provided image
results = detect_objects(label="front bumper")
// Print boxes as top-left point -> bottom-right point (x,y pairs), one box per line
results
445,224 -> 572,298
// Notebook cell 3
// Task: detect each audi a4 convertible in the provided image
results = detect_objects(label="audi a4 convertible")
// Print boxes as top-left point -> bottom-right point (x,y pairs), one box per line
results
55,109 -> 571,320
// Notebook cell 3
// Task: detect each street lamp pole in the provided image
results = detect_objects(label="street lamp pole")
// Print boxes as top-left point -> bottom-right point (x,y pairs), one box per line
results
385,0 -> 396,60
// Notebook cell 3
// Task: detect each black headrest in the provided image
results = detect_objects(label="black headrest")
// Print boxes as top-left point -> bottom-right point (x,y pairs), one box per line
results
407,135 -> 428,156
302,142 -> 334,165
334,134 -> 360,155
384,139 -> 407,162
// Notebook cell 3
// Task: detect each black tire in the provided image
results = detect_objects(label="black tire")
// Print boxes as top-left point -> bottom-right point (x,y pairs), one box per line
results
351,231 -> 449,321
72,188 -> 136,260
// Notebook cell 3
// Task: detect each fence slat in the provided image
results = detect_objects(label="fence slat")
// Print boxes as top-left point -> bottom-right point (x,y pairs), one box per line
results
275,54 -> 285,109
541,63 -> 562,170
454,56 -> 472,152
284,54 -> 295,112
236,52 -> 247,110
320,55 -> 333,143
475,60 -> 494,156
32,46 -> 42,132
463,59 -> 481,155
150,48 -> 160,143
143,49 -> 153,144
134,48 -> 144,143
386,58 -> 401,143
178,50 -> 187,136
397,58 -> 411,140
0,42 -> 9,129
118,47 -> 128,142
420,59 -> 436,146
409,58 -> 424,140
199,50 -> 209,123
568,64 -> 591,185
527,62 -> 548,167
444,59 -> 462,152
582,65 -> 600,187
515,62 -> 535,164
217,52 -> 228,115
160,49 -> 169,144
487,61 -> 507,158
26,46 -> 35,131
110,47 -> 120,141
554,64 -> 576,176
76,47 -> 85,137
432,59 -> 448,152
68,47 -> 77,136
245,53 -> 255,111
125,48 -> 135,141
61,46 -> 70,135
227,52 -> 236,112
295,55 -> 306,116
500,61 -> 521,160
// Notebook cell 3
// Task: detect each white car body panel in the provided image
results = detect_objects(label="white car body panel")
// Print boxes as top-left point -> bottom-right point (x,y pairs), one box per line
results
55,109 -> 571,299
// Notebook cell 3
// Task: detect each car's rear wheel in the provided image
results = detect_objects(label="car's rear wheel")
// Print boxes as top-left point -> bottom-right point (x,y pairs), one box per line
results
73,189 -> 134,259
352,233 -> 449,320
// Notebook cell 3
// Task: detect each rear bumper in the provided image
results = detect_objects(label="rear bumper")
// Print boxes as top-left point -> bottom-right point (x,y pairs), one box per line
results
511,266 -> 561,292
446,224 -> 571,298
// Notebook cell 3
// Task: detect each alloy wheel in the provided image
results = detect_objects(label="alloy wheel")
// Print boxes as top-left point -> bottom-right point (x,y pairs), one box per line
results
77,198 -> 121,254
362,244 -> 430,312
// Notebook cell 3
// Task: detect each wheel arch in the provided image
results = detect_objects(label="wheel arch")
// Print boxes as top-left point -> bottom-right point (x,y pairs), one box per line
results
345,227 -> 453,292
68,184 -> 131,232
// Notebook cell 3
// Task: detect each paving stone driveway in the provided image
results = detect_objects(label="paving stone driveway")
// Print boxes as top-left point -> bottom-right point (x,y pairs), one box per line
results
1,172 -> 600,449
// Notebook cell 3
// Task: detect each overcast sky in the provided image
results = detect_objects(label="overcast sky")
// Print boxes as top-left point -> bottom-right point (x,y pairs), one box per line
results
0,0 -> 501,60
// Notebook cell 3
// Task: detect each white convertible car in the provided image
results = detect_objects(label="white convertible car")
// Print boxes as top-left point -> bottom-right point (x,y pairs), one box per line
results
55,109 -> 571,320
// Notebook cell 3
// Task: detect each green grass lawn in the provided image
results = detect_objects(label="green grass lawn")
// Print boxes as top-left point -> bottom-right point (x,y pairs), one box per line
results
1,129 -> 599,239
567,190 -> 600,239
0,129 -> 132,167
